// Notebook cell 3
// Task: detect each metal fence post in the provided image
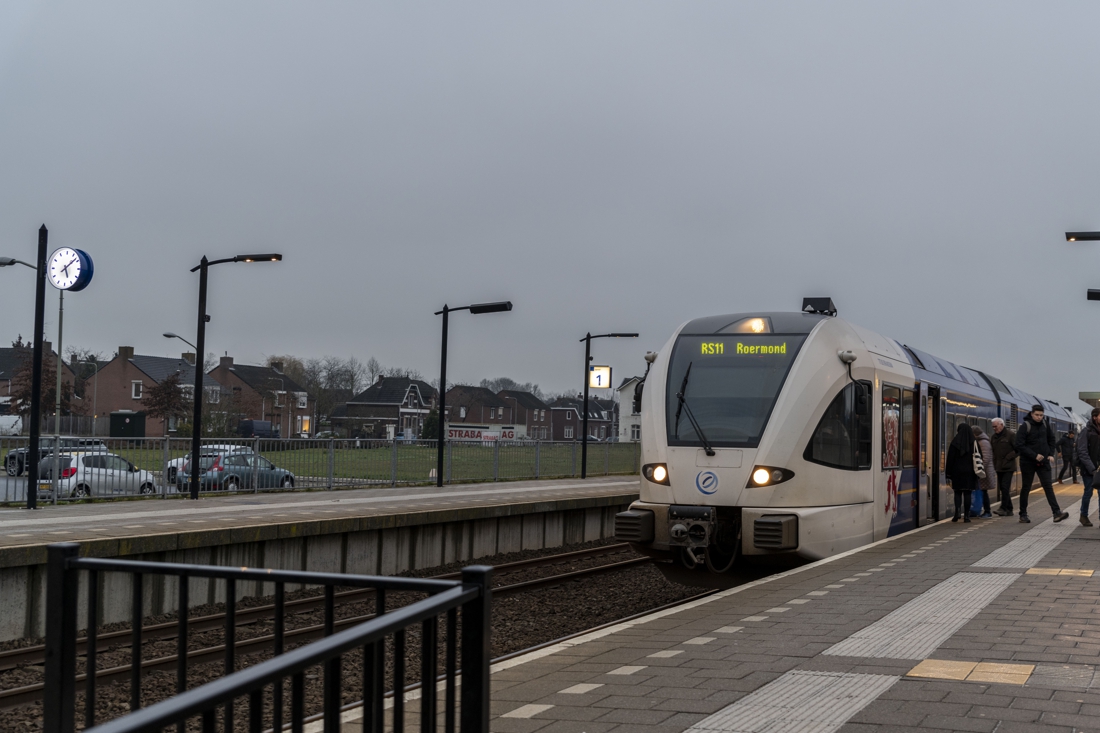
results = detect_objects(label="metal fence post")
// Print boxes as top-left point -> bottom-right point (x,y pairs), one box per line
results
327,437 -> 335,490
44,542 -> 80,733
162,437 -> 170,497
447,440 -> 453,484
535,441 -> 540,479
252,437 -> 260,492
605,442 -> 610,475
391,439 -> 398,487
492,441 -> 499,482
460,565 -> 492,733
53,434 -> 60,505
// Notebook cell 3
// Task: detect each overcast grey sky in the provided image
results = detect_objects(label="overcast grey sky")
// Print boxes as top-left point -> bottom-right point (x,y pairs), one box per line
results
2,2 -> 1099,404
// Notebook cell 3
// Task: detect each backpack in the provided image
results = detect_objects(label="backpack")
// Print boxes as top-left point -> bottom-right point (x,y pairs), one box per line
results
972,440 -> 986,479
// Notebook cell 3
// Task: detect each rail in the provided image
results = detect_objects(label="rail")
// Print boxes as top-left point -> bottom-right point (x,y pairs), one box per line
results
42,543 -> 493,733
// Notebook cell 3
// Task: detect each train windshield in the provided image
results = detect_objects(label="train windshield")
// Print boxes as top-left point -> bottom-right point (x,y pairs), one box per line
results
665,334 -> 806,448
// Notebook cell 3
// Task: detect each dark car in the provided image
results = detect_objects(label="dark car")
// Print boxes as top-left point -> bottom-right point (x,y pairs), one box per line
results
237,420 -> 276,439
176,453 -> 295,492
6,437 -> 106,476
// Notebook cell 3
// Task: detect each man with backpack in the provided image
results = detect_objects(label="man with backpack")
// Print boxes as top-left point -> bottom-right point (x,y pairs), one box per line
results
1075,408 -> 1100,527
1014,405 -> 1070,524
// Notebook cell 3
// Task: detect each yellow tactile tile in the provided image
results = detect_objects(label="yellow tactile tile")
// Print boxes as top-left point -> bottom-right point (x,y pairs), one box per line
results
966,662 -> 1034,685
1025,568 -> 1095,577
907,659 -> 976,680
1058,569 -> 1094,577
1025,568 -> 1061,575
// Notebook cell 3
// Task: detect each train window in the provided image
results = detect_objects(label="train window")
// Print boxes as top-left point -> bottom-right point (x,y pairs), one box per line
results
803,381 -> 872,470
882,386 -> 901,469
902,390 -> 915,468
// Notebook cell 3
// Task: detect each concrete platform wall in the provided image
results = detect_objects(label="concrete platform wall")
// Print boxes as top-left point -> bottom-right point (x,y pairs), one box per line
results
0,497 -> 631,641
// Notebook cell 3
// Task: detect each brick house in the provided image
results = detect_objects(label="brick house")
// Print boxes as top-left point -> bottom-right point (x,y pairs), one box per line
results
548,396 -> 613,441
616,377 -> 642,442
444,386 -> 519,440
84,346 -> 222,436
0,342 -> 78,416
338,376 -> 437,439
497,390 -> 551,440
207,357 -> 314,437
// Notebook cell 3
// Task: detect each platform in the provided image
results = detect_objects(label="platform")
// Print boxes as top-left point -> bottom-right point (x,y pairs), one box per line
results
485,482 -> 1100,733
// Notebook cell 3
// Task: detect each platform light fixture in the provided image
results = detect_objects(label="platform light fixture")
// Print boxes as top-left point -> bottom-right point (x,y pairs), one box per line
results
1067,232 -> 1100,242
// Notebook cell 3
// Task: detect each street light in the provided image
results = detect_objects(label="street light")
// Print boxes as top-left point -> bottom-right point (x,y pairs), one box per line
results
1067,233 -> 1100,300
579,332 -> 638,479
434,301 -> 513,487
163,332 -> 197,351
2,226 -> 49,509
187,253 -> 282,500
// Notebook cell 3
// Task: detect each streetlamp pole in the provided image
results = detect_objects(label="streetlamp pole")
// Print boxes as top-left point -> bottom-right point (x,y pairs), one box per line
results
434,301 -> 512,488
79,361 -> 99,435
578,332 -> 639,479
28,226 -> 48,509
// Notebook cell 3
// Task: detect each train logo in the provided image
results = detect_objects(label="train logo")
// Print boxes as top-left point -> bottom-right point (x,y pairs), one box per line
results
695,471 -> 719,495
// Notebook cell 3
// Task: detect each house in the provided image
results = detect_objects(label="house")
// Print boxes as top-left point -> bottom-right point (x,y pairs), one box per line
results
207,357 -> 314,437
548,396 -> 613,441
444,385 -> 520,440
338,376 -> 437,439
616,377 -> 642,442
0,342 -> 78,416
84,346 -> 222,436
497,390 -> 551,440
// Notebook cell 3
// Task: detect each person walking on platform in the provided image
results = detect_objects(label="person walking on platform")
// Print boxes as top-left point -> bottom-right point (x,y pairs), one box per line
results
946,423 -> 978,523
991,418 -> 1017,516
1075,408 -> 1100,527
994,416 -> 1016,512
973,425 -> 995,518
1014,405 -> 1070,524
1057,428 -> 1079,484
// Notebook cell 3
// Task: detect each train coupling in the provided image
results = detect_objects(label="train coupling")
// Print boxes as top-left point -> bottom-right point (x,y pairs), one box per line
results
666,505 -> 715,547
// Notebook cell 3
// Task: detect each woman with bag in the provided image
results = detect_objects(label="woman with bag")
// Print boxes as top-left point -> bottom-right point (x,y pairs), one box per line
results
972,426 -> 996,518
946,422 -> 979,522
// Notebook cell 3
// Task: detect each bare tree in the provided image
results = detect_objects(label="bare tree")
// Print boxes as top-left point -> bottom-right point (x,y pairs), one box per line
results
366,357 -> 382,385
481,377 -> 544,400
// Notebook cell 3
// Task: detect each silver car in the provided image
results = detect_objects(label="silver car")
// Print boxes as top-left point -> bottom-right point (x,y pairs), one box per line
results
39,452 -> 158,498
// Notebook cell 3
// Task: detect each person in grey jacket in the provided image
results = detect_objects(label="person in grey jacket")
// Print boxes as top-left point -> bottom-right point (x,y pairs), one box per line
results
1014,405 -> 1070,524
972,426 -> 996,518
1075,408 -> 1100,526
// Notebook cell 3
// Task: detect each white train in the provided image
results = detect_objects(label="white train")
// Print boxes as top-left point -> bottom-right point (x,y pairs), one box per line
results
616,299 -> 1079,584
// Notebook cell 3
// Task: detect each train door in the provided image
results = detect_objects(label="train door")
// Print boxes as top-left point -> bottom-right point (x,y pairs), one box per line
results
926,385 -> 942,521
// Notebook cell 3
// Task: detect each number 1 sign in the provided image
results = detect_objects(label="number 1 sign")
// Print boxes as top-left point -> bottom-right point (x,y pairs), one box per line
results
588,365 -> 611,389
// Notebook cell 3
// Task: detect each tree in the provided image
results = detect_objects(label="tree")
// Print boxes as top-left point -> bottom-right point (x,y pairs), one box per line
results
8,350 -> 82,417
384,366 -> 423,380
480,377 -> 544,400
141,373 -> 189,435
420,407 -> 439,440
366,357 -> 382,385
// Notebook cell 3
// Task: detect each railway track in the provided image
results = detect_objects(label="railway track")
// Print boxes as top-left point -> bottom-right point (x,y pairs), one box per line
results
0,543 -> 651,710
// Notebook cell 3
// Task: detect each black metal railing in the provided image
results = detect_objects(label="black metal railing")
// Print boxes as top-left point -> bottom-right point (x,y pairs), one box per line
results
42,542 -> 492,733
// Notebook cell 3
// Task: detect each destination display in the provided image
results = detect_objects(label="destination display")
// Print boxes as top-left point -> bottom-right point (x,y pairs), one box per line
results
699,339 -> 789,356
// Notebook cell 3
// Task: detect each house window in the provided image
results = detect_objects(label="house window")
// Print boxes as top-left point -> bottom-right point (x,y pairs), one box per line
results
205,387 -> 220,404
599,426 -> 606,439
564,426 -> 574,439
274,391 -> 285,407
297,392 -> 308,409
459,406 -> 467,419
131,381 -> 143,400
631,424 -> 641,441
297,416 -> 311,434
489,407 -> 495,419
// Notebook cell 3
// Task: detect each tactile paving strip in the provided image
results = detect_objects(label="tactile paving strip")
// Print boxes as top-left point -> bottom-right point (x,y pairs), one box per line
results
971,503 -> 1081,569
684,670 -> 898,733
822,572 -> 1019,659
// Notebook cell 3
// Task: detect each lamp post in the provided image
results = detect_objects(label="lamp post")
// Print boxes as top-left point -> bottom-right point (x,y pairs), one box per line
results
1,226 -> 48,509
434,301 -> 513,487
1068,233 -> 1100,300
163,332 -> 197,351
78,361 -> 100,435
187,254 -> 282,500
579,332 -> 638,479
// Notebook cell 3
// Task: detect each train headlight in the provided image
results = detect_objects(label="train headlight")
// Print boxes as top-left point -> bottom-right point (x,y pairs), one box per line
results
747,466 -> 794,488
643,463 -> 670,485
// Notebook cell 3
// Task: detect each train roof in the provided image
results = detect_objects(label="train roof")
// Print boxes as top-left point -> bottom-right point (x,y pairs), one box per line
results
678,312 -> 828,335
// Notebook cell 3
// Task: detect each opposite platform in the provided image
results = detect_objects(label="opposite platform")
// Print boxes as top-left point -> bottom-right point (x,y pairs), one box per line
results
487,482 -> 1100,733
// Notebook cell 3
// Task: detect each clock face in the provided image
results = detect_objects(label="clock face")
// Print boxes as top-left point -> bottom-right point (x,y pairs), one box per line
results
47,248 -> 93,291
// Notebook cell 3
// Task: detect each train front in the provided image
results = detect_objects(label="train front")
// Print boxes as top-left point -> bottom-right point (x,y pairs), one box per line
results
616,310 -> 876,585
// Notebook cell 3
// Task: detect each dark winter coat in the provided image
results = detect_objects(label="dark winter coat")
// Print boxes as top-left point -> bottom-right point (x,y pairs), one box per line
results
990,427 -> 1017,473
1057,434 -> 1077,463
1076,421 -> 1100,477
1014,416 -> 1057,468
945,424 -> 979,492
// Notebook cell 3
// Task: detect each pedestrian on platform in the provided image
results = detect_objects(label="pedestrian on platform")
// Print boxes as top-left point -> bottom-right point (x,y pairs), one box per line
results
1075,408 -> 1100,527
1014,405 -> 1070,524
991,417 -> 1017,516
946,422 -> 978,523
1057,428 -> 1079,484
972,425 -> 995,518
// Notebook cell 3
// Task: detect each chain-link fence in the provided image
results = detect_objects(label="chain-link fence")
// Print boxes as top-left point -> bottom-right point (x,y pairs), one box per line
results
0,436 -> 641,504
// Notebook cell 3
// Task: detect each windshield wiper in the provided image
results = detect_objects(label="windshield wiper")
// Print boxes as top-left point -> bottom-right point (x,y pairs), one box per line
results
674,362 -> 715,456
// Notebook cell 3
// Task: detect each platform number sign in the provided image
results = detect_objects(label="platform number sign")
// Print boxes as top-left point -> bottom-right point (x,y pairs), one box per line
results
589,365 -> 611,389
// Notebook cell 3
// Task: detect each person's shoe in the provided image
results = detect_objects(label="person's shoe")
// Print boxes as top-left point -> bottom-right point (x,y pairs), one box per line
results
1080,515 -> 1093,527
1020,515 -> 1031,523
981,512 -> 993,519
1054,511 -> 1070,523
952,515 -> 959,523
964,516 -> 971,523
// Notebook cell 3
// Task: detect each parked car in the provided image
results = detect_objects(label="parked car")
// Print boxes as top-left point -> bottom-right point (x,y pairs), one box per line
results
37,452 -> 157,499
6,437 -> 106,476
177,453 -> 295,492
165,444 -> 253,483
237,420 -> 275,439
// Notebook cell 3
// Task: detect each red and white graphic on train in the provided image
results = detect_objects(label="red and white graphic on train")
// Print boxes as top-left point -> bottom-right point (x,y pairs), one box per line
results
883,402 -> 899,518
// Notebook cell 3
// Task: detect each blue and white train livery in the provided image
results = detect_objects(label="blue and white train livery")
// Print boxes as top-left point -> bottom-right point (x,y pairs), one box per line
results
615,300 -> 1077,582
